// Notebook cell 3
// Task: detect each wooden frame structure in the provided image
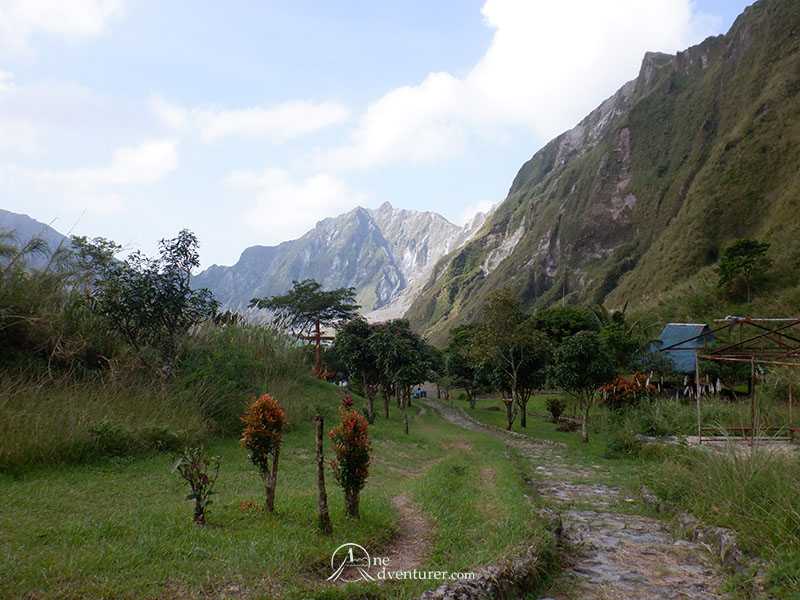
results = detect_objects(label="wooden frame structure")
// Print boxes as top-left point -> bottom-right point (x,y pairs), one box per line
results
659,316 -> 799,444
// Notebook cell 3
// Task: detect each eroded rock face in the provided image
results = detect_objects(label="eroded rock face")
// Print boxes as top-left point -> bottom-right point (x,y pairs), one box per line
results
407,0 -> 800,345
194,202 -> 491,313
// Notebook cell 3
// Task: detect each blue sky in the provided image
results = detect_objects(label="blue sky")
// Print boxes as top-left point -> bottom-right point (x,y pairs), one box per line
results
0,0 -> 753,269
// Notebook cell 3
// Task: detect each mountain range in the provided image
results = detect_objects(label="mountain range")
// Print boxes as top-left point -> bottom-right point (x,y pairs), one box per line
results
4,0 -> 798,347
193,202 -> 490,319
405,0 -> 800,343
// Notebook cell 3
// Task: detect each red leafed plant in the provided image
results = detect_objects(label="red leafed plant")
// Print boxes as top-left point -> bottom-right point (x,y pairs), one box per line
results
599,371 -> 657,411
329,406 -> 372,518
241,393 -> 286,512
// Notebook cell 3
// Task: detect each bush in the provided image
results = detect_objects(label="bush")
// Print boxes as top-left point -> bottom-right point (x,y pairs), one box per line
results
171,446 -> 221,526
604,426 -> 644,458
545,397 -> 567,422
599,372 -> 657,412
329,406 -> 372,518
241,393 -> 286,512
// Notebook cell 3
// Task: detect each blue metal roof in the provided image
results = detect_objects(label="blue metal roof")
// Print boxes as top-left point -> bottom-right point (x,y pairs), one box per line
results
654,323 -> 715,374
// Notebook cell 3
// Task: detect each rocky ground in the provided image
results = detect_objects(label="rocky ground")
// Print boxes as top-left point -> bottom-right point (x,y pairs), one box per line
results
423,401 -> 728,600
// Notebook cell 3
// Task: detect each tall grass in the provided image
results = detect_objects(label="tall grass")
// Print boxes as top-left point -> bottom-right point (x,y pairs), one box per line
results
647,443 -> 800,596
0,372 -> 206,474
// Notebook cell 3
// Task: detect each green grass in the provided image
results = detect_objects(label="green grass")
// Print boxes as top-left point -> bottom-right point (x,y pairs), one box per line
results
462,395 -> 644,490
0,373 -> 208,474
646,444 -> 800,598
0,382 -> 558,600
462,393 -> 800,597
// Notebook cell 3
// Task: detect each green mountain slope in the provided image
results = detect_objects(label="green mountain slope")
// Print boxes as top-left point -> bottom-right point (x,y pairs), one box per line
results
406,0 -> 800,345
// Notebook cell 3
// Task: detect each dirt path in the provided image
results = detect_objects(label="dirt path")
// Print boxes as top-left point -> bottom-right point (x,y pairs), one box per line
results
383,492 -> 433,571
424,400 -> 728,600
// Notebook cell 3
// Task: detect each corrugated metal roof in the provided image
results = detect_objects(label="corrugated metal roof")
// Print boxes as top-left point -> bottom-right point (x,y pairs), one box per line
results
655,323 -> 714,374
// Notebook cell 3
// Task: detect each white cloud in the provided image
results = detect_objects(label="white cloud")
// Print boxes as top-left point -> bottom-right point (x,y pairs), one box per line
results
325,0 -> 714,170
457,198 -> 497,227
0,0 -> 125,54
26,140 -> 177,214
37,140 -> 177,187
225,168 -> 368,242
151,94 -> 350,143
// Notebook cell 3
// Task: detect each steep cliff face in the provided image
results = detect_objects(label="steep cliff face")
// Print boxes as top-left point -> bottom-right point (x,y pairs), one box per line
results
194,202 -> 490,314
406,0 -> 800,345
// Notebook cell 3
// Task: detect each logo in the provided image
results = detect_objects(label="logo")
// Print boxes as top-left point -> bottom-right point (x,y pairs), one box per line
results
326,543 -> 377,582
325,542 -> 476,584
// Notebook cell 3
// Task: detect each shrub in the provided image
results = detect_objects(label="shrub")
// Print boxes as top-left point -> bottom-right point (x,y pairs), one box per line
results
170,446 -> 221,526
604,426 -> 644,458
599,372 -> 657,411
241,393 -> 286,512
545,397 -> 567,422
329,406 -> 372,518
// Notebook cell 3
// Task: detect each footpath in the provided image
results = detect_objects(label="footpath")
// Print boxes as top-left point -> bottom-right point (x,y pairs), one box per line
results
423,401 -> 727,600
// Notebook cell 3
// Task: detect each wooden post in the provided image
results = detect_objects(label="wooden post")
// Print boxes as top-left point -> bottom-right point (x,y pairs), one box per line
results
695,354 -> 702,441
314,414 -> 333,536
789,369 -> 794,442
750,357 -> 756,445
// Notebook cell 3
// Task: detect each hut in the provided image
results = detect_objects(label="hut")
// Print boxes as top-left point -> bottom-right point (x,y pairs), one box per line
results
655,323 -> 715,374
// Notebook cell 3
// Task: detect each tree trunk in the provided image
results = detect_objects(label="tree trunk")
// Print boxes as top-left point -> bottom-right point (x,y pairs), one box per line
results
401,391 -> 409,435
519,397 -> 527,428
581,403 -> 591,443
468,390 -> 475,410
314,415 -> 333,535
264,448 -> 280,511
193,498 -> 205,526
505,400 -> 515,430
344,488 -> 360,518
367,393 -> 375,422
384,394 -> 390,419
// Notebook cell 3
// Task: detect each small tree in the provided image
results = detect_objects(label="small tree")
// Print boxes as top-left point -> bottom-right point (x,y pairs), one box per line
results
550,332 -> 617,443
471,289 -> 550,428
715,238 -> 771,302
92,230 -> 218,387
171,446 -> 221,526
445,323 -> 481,409
250,279 -> 359,377
241,394 -> 286,512
372,319 -> 432,434
333,317 -> 381,421
329,406 -> 372,518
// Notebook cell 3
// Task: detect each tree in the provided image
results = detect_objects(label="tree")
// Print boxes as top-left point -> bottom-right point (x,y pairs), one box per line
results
250,279 -> 359,377
530,305 -> 599,344
92,230 -> 217,386
329,406 -> 372,518
333,317 -> 381,421
372,319 -> 432,434
241,394 -> 286,512
715,238 -> 771,302
471,288 -> 550,429
445,323 -> 482,409
550,331 -> 617,443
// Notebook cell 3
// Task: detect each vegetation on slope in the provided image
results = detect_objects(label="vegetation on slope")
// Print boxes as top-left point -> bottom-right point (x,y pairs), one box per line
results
407,0 -> 800,346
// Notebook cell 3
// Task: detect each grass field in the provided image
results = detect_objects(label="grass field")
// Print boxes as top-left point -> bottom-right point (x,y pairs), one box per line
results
0,381 -> 558,600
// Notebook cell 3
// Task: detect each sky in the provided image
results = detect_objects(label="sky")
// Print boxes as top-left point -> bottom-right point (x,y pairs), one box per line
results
0,0 -> 753,269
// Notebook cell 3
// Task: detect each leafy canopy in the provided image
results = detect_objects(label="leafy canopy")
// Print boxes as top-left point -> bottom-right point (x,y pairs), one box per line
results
715,238 -> 771,301
249,279 -> 359,337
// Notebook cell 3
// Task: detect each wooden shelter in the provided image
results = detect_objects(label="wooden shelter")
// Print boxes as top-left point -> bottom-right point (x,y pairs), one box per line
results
659,316 -> 799,443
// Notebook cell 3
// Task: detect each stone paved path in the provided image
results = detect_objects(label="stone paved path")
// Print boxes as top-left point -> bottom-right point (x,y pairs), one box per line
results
425,401 -> 727,600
